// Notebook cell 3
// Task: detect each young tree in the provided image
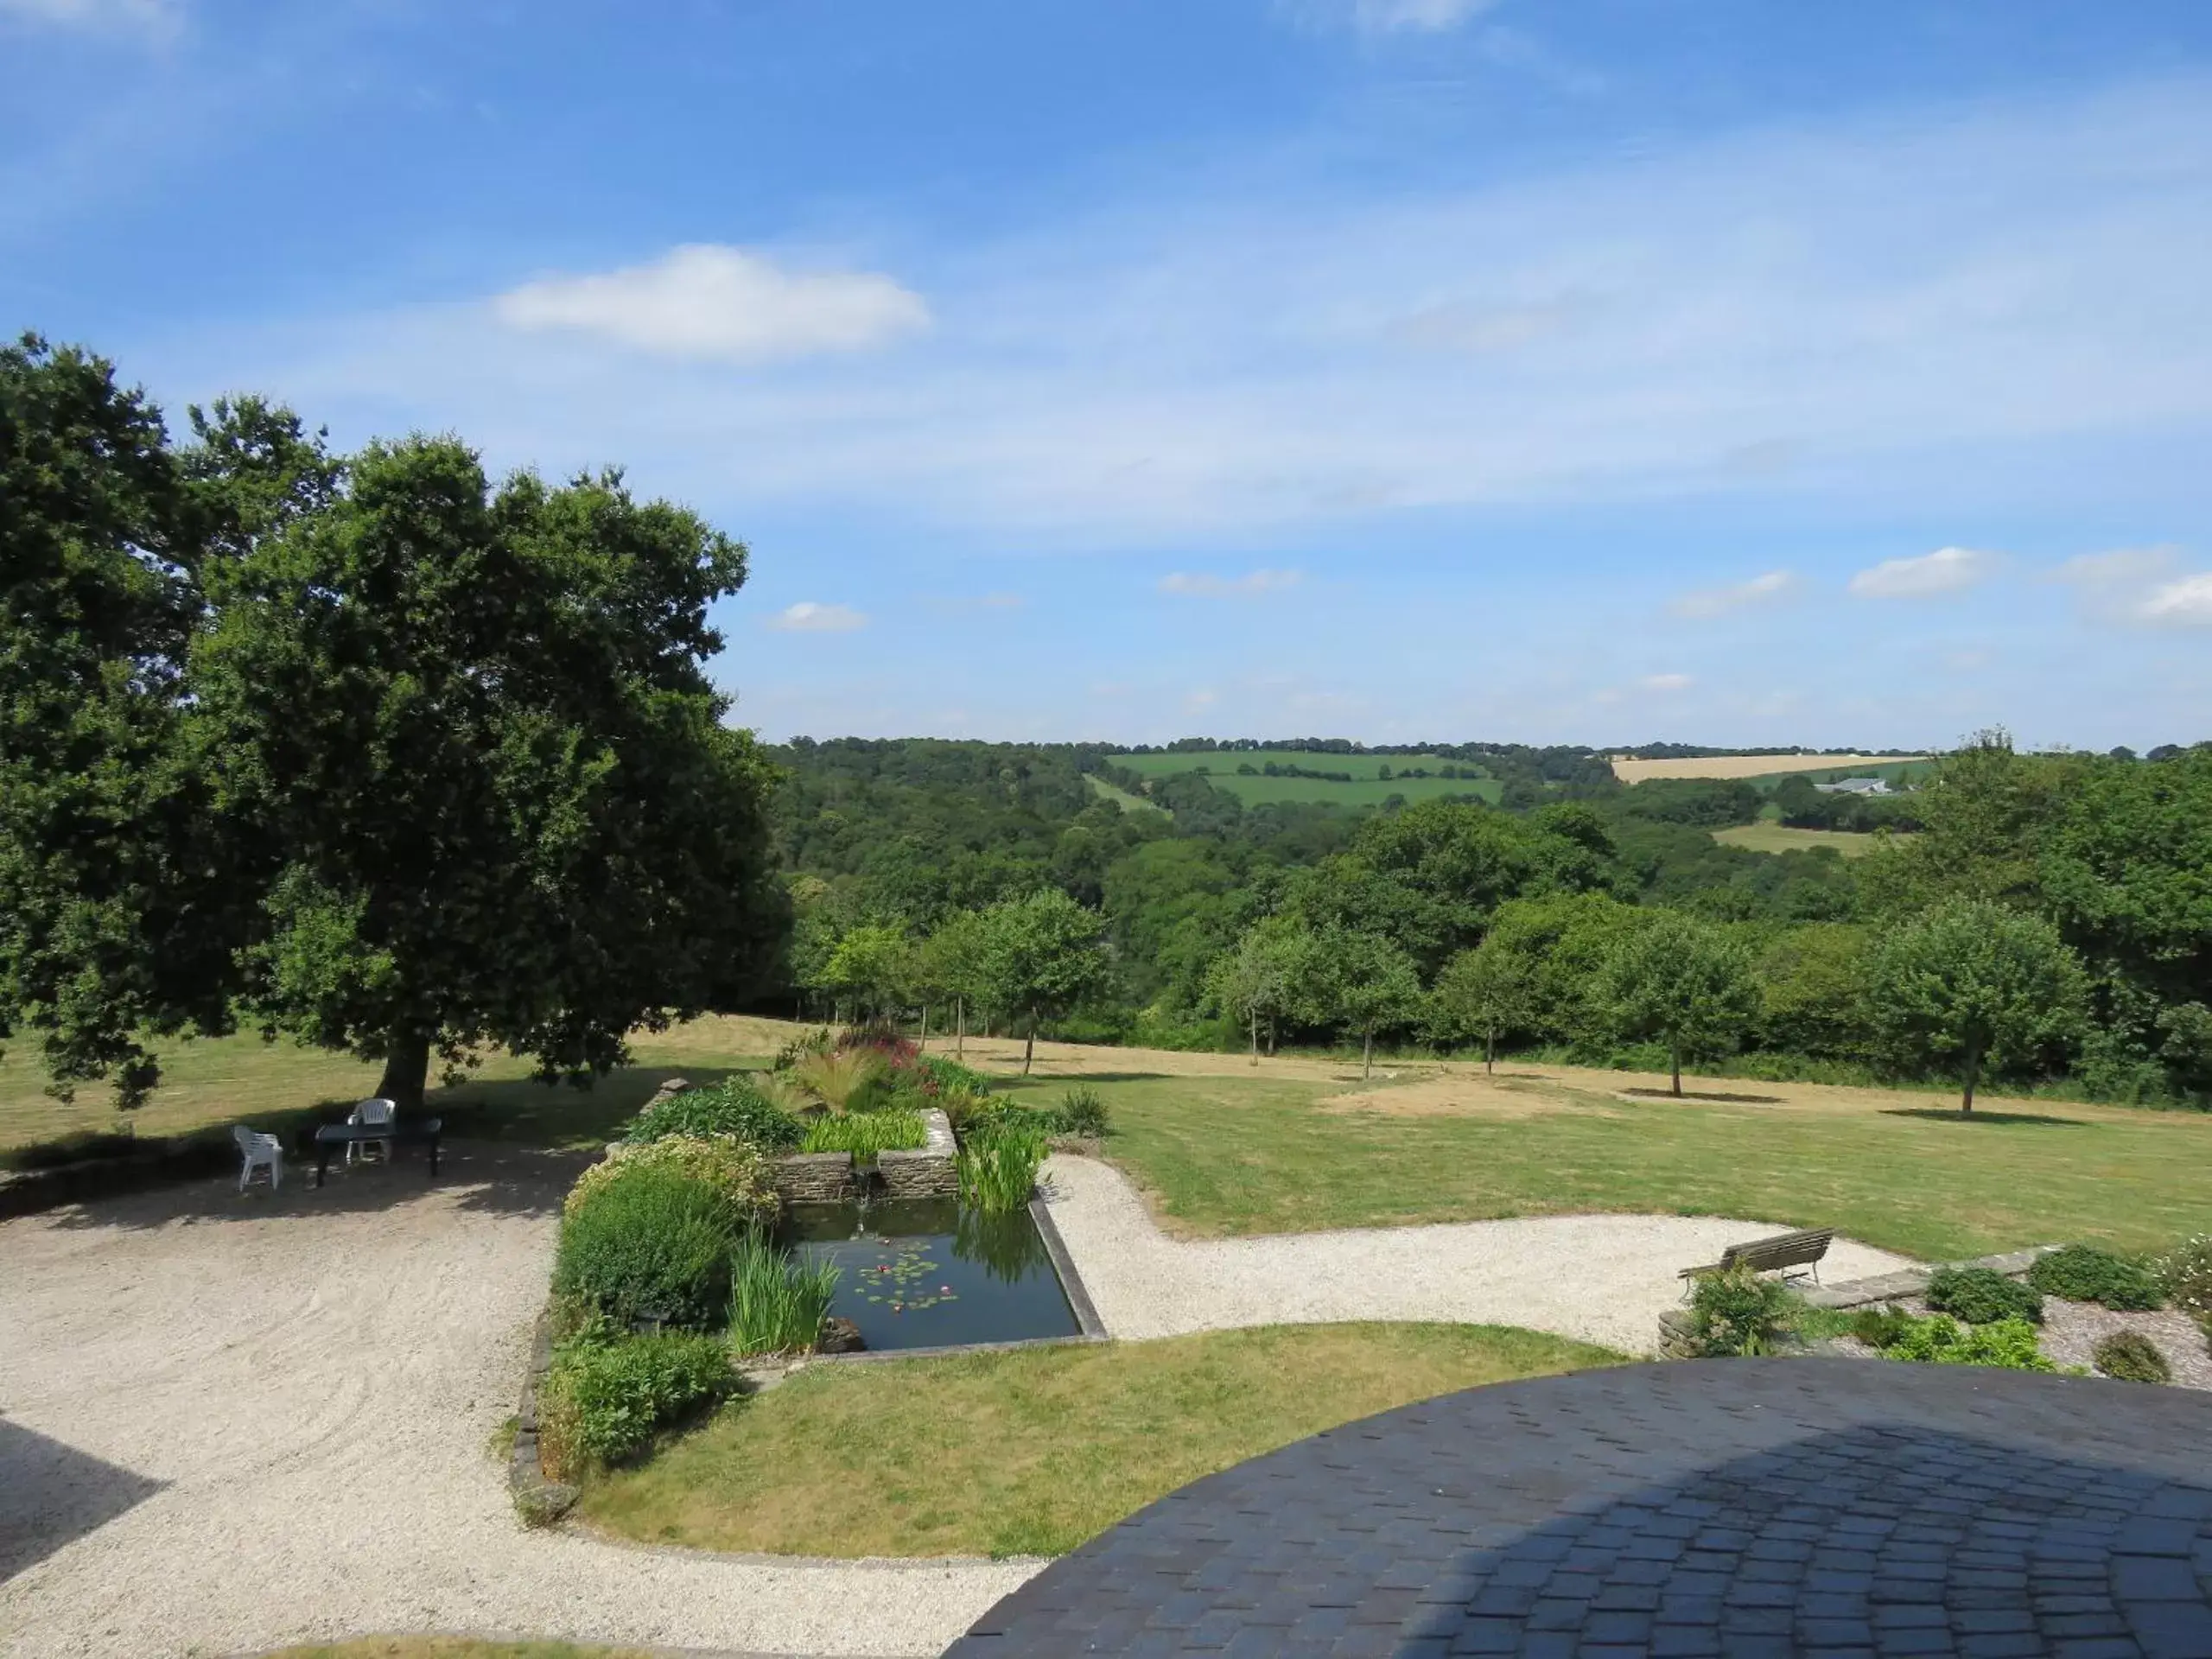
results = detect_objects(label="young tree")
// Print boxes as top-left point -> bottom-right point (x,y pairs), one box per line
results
976,889 -> 1109,1074
1433,936 -> 1536,1074
922,910 -> 991,1058
1596,911 -> 1759,1097
821,924 -> 914,1023
1206,916 -> 1323,1065
1316,930 -> 1424,1081
1866,898 -> 2088,1113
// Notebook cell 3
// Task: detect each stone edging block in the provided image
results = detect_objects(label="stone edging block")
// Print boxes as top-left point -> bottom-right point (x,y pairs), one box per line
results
1801,1242 -> 2063,1309
508,1306 -> 579,1525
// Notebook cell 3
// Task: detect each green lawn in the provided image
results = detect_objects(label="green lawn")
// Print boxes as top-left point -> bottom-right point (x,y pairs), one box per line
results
1712,823 -> 1905,857
0,1017 -> 784,1163
576,1323 -> 1617,1558
1082,772 -> 1166,814
990,1066 -> 2212,1262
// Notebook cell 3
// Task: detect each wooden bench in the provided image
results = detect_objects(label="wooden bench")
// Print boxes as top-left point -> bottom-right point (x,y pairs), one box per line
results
1679,1227 -> 1834,1295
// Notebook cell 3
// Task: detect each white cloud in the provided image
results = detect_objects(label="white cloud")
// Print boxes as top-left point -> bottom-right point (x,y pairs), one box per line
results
1,0 -> 176,34
1671,570 -> 1796,620
2050,545 -> 2179,587
1159,569 -> 1303,598
2138,573 -> 2212,626
1849,547 -> 2000,600
1287,0 -> 1497,32
494,245 -> 930,365
1641,672 -> 1694,692
769,601 -> 867,632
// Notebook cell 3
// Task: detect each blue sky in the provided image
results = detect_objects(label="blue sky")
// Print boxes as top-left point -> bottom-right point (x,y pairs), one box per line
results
8,0 -> 2212,751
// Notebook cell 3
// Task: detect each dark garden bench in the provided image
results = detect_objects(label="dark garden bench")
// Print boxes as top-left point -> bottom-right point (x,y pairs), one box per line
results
311,1116 -> 443,1187
1679,1226 -> 1834,1293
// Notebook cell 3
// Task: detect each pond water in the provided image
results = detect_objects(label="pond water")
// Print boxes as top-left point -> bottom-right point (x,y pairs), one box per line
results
781,1196 -> 1080,1352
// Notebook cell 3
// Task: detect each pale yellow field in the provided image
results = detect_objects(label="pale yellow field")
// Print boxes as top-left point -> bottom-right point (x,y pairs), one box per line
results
1610,752 -> 1923,784
1712,823 -> 1907,857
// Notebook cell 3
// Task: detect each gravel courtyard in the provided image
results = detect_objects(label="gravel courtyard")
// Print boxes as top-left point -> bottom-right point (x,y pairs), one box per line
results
0,1148 -> 1033,1659
0,1146 -> 1915,1657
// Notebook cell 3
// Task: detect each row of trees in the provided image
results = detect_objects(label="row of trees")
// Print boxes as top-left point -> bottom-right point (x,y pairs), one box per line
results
2,337 -> 786,1110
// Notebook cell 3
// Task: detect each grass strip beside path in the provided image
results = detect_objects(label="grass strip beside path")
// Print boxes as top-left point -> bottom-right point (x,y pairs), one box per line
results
577,1323 -> 1618,1559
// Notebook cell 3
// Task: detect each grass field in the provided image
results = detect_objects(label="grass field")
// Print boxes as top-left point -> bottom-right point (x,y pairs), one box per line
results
1083,773 -> 1166,813
1107,749 -> 1503,807
0,1014 -> 791,1163
14,1018 -> 2207,1262
576,1323 -> 1616,1558
950,1036 -> 2212,1262
1712,823 -> 1904,857
1611,753 -> 1929,785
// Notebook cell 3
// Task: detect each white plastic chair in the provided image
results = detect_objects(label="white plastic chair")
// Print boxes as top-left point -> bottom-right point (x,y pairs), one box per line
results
233,1125 -> 283,1192
346,1097 -> 397,1166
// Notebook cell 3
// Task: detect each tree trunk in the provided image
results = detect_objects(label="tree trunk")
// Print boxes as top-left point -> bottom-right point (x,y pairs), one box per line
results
956,996 -> 966,1060
1266,1017 -> 1276,1057
1670,1046 -> 1683,1098
1961,1045 -> 1980,1115
918,1003 -> 929,1052
1023,1007 -> 1038,1075
1362,1027 -> 1374,1081
376,1033 -> 431,1115
1249,1008 -> 1260,1065
1485,1025 -> 1496,1076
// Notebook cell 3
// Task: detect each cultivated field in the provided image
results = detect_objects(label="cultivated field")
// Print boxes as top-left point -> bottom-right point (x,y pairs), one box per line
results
1108,749 -> 1503,807
1611,753 -> 1928,785
1712,823 -> 1902,857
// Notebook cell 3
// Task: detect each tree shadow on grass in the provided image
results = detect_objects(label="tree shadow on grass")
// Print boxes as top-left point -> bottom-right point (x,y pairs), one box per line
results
1881,1107 -> 2088,1127
1619,1087 -> 1785,1105
998,1071 -> 1172,1086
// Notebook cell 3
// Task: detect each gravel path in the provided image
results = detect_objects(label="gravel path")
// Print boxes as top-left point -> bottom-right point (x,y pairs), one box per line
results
0,1148 -> 1035,1659
1039,1154 -> 1918,1355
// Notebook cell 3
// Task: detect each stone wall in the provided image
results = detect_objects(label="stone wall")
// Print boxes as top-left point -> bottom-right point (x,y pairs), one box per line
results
878,1108 -> 959,1199
769,1150 -> 857,1203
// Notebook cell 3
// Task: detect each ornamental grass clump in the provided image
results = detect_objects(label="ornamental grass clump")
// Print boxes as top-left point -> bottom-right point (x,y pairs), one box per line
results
2025,1243 -> 2164,1311
800,1109 -> 928,1159
2091,1330 -> 2171,1385
792,1048 -> 892,1115
1058,1085 -> 1110,1138
625,1077 -> 804,1152
919,1055 -> 995,1097
553,1163 -> 749,1330
727,1233 -> 842,1357
959,1123 -> 1046,1214
537,1330 -> 733,1479
1685,1266 -> 1796,1357
1925,1265 -> 2042,1325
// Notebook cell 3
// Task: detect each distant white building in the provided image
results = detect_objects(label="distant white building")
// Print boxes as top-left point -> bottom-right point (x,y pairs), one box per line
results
1815,777 -> 1892,797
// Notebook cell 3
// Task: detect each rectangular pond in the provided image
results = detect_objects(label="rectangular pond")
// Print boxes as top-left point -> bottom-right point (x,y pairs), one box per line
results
781,1196 -> 1080,1352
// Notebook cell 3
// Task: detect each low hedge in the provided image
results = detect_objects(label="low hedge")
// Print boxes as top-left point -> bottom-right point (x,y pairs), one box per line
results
1878,1314 -> 2054,1372
563,1135 -> 778,1229
537,1330 -> 733,1478
552,1161 -> 750,1329
625,1077 -> 804,1152
1925,1266 -> 2042,1326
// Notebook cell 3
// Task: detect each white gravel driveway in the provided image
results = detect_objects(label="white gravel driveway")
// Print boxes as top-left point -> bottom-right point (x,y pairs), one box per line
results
0,1147 -> 1035,1659
1040,1154 -> 1916,1355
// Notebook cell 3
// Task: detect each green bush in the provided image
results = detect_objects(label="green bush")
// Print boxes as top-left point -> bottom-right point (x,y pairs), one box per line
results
1879,1314 -> 2055,1372
799,1109 -> 927,1158
1850,1305 -> 1914,1350
625,1078 -> 804,1151
552,1163 -> 747,1329
728,1233 -> 842,1357
564,1135 -> 779,1229
1686,1267 -> 1796,1357
2025,1243 -> 2164,1311
537,1331 -> 731,1478
958,1123 -> 1046,1214
1058,1085 -> 1110,1138
2091,1330 -> 2171,1384
919,1055 -> 995,1096
1926,1266 -> 2043,1326
2149,1235 -> 2212,1322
